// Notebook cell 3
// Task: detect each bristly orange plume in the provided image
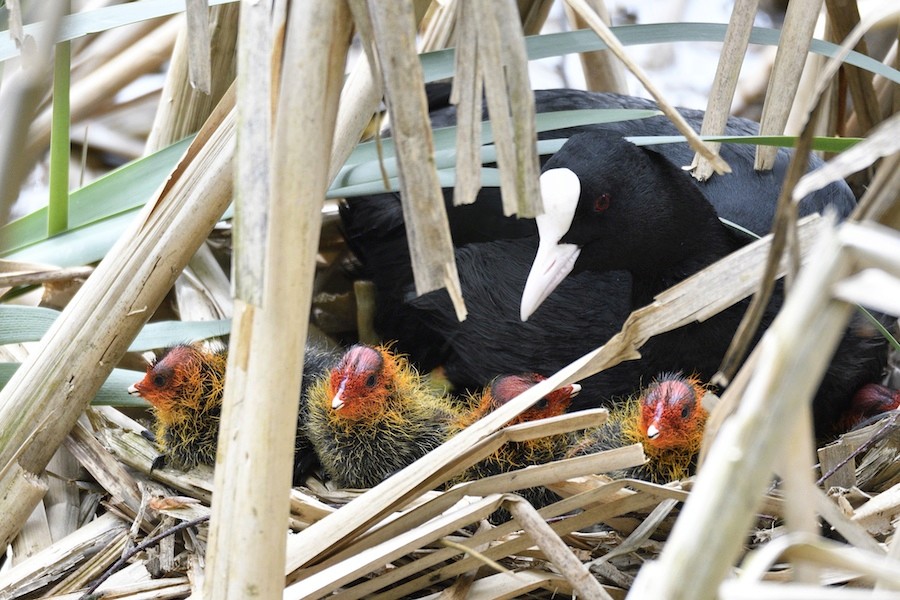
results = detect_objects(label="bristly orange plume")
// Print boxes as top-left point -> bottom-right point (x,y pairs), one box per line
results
128,343 -> 227,469
636,372 -> 708,451
569,372 -> 709,484
449,373 -> 581,521
304,344 -> 459,489
618,372 -> 708,482
326,345 -> 400,420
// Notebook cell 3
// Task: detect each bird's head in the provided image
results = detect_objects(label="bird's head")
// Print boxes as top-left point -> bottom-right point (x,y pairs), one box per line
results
487,373 -> 581,424
638,372 -> 708,451
521,131 -> 717,321
128,344 -> 209,419
328,345 -> 396,420
836,383 -> 900,432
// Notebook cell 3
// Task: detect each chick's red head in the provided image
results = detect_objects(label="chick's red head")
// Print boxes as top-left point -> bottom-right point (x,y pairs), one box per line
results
489,373 -> 580,424
128,345 -> 205,414
329,345 -> 393,420
639,372 -> 708,451
836,383 -> 900,432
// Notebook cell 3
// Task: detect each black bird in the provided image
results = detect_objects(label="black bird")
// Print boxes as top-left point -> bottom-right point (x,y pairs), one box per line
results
341,86 -> 855,358
342,86 -> 854,255
513,129 -> 887,435
341,87 -> 883,437
391,134 -> 750,408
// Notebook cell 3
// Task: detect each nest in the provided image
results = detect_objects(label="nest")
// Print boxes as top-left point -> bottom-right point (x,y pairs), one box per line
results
1,399 -> 899,599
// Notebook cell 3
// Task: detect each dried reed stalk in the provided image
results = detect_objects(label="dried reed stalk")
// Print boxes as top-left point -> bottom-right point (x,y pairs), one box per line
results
372,484 -> 673,599
564,0 -> 731,175
64,421 -> 143,517
689,0 -> 758,180
11,497 -> 51,566
26,16 -> 182,157
506,497 -> 612,599
451,0 -> 484,208
38,446 -> 81,543
0,83 -> 236,548
69,16 -> 162,81
145,2 -> 238,322
824,0 -> 881,134
367,0 -> 466,320
0,512 -> 127,596
424,570 -> 571,600
776,415 -> 821,584
754,0 -> 823,169
146,4 -> 238,151
471,0 -> 542,218
184,0 -> 212,95
563,0 -> 628,93
203,2 -> 351,598
285,495 -> 508,600
517,0 -> 555,35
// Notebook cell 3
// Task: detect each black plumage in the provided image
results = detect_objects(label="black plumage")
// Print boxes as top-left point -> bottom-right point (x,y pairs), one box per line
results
340,87 -> 885,438
342,86 -> 855,292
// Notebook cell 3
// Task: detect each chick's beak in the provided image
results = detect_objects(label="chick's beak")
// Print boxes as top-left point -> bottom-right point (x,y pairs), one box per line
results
331,378 -> 348,410
520,168 -> 582,322
127,384 -> 142,396
646,422 -> 660,439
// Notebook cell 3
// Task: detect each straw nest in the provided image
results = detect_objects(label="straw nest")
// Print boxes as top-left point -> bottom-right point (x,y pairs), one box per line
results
3,221 -> 899,599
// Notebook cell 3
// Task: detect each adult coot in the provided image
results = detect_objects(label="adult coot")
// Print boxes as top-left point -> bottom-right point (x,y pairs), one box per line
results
340,87 -> 883,437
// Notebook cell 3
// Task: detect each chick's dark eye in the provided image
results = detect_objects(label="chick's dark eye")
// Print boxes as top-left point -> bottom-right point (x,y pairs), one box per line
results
593,193 -> 611,212
365,374 -> 377,388
153,374 -> 167,387
534,398 -> 549,410
681,404 -> 691,419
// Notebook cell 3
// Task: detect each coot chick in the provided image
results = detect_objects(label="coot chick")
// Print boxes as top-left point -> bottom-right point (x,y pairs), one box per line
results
129,344 -> 227,470
303,344 -> 459,489
569,372 -> 710,483
127,342 -> 339,483
834,383 -> 900,434
451,373 -> 581,519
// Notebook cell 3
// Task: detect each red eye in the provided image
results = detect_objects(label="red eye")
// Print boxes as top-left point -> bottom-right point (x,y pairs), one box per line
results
593,193 -> 610,212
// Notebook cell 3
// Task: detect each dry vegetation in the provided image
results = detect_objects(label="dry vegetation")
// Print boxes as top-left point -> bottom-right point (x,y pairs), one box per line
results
0,1 -> 898,599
